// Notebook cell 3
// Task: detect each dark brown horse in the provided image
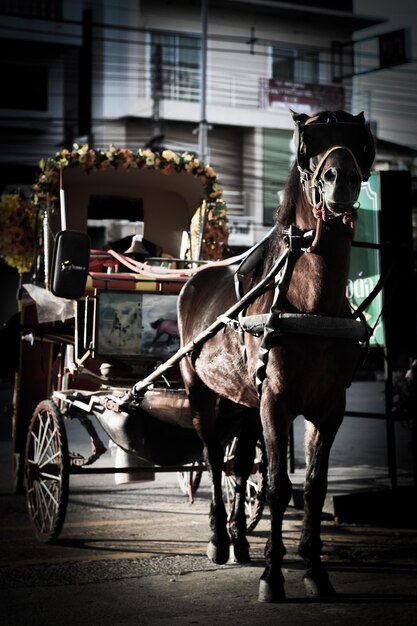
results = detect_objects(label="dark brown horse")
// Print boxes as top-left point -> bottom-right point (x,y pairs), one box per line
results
178,110 -> 375,602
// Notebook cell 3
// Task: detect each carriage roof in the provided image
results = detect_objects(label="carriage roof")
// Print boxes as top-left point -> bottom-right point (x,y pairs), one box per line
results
33,146 -> 228,261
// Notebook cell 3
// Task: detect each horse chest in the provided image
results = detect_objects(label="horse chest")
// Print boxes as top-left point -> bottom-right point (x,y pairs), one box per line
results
263,337 -> 360,415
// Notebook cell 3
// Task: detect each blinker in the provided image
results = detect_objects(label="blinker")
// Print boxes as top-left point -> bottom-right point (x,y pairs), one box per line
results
294,114 -> 375,182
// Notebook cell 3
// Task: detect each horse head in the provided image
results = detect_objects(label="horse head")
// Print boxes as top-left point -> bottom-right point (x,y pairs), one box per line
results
291,109 -> 375,220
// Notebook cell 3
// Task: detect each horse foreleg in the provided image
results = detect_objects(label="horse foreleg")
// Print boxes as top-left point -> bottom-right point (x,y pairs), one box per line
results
258,402 -> 292,603
205,438 -> 231,564
298,417 -> 342,598
228,410 -> 261,564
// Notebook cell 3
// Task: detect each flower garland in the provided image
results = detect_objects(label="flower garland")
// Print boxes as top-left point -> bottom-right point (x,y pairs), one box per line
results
32,144 -> 228,260
0,193 -> 38,273
204,198 -> 228,260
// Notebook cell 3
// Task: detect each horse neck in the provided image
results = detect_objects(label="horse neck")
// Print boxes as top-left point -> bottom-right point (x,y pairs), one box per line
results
279,192 -> 353,316
290,246 -> 352,316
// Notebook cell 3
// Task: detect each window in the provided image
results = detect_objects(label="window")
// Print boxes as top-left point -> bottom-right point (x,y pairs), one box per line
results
271,46 -> 319,84
150,32 -> 201,102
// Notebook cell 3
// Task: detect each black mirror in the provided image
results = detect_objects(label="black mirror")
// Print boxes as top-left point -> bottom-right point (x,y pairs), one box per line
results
50,230 -> 90,300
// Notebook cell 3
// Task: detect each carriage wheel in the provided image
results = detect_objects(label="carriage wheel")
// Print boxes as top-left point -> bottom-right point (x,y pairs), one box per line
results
25,400 -> 69,543
222,436 -> 267,534
177,463 -> 203,504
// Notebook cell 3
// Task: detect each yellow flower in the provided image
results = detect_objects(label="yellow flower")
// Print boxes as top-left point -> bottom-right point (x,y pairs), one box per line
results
162,149 -> 180,164
30,145 -> 229,261
209,183 -> 222,198
0,194 -> 37,273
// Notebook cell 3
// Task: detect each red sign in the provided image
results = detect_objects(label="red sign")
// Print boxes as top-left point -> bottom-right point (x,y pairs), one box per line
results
259,79 -> 344,113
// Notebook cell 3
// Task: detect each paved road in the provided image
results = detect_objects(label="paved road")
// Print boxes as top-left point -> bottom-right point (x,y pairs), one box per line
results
1,471 -> 417,626
1,379 -> 416,625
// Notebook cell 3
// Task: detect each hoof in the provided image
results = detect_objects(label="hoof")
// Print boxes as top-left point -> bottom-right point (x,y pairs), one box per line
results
206,541 -> 230,565
230,543 -> 250,564
258,578 -> 286,603
303,574 -> 336,598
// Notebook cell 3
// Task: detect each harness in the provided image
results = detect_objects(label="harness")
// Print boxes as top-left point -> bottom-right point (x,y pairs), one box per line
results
114,112 -> 378,410
226,224 -> 372,396
228,112 -> 377,396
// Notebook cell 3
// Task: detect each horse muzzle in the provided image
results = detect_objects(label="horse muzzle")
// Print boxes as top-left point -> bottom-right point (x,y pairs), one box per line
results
320,177 -> 361,215
323,198 -> 357,214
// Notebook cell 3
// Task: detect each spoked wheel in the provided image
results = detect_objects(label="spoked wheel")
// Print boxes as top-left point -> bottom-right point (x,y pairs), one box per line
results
222,436 -> 267,533
25,400 -> 69,543
177,462 -> 203,504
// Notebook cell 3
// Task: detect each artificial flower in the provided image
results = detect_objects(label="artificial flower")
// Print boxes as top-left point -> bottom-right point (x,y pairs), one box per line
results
32,145 -> 229,259
0,193 -> 38,273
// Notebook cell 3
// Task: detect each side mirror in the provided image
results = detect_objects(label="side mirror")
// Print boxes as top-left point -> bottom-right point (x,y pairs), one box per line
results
50,230 -> 90,300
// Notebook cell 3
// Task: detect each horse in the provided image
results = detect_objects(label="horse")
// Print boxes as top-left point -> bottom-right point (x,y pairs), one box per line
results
177,109 -> 375,602
150,318 -> 179,347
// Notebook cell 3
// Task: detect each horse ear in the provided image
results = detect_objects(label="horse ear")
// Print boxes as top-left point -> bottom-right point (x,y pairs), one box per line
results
290,109 -> 309,126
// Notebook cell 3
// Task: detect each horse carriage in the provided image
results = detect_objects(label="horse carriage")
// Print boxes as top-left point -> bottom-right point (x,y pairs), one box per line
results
18,146 -> 267,544
19,109 -> 411,603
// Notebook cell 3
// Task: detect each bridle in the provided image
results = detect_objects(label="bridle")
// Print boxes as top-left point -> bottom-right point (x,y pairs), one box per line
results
295,124 -> 370,252
298,146 -> 361,253
249,114 -> 376,390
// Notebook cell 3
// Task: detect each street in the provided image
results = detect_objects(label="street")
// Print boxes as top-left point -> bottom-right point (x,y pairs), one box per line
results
1,469 -> 417,625
0,380 -> 416,625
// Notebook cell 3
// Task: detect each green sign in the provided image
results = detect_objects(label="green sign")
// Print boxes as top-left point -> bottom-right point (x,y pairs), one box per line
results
347,174 -> 384,346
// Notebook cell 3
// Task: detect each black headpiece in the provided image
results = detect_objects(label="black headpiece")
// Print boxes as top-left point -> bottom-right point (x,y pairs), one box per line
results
291,110 -> 375,182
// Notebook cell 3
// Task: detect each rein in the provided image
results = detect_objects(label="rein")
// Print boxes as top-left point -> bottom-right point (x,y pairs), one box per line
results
231,142 -> 370,395
306,202 -> 358,253
234,139 -> 372,395
116,244 -> 290,410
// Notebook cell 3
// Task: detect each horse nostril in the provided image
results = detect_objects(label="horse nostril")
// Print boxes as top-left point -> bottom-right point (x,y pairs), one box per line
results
324,168 -> 337,183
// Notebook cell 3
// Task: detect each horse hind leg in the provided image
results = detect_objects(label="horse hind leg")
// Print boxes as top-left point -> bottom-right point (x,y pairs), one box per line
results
298,418 -> 341,598
227,409 -> 261,564
188,384 -> 231,565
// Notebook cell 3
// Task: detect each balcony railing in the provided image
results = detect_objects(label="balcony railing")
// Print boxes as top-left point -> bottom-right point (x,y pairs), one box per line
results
148,64 -> 344,112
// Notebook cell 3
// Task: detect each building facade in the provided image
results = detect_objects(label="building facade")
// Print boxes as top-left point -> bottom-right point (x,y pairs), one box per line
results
0,0 -> 386,251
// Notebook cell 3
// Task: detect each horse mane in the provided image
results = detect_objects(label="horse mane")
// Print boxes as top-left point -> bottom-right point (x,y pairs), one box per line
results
259,161 -> 301,274
275,162 -> 300,228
